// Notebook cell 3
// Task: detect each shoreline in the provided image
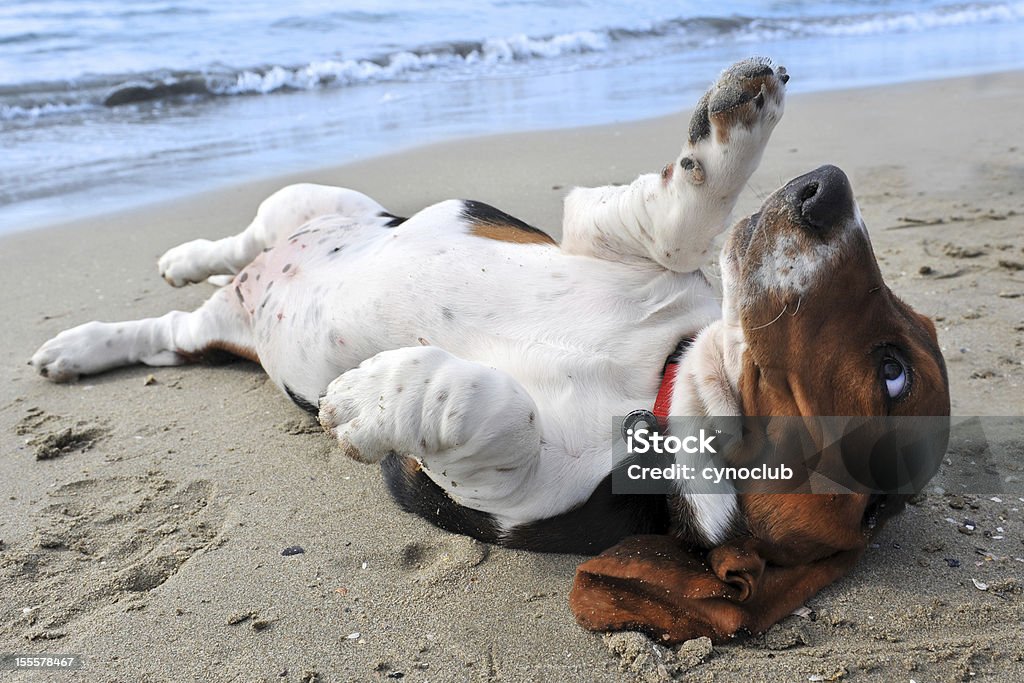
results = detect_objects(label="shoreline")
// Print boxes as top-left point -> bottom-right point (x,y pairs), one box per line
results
2,69 -> 1023,681
4,65 -> 1024,240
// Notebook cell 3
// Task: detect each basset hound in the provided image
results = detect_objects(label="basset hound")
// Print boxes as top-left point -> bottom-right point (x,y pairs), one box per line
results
30,58 -> 950,644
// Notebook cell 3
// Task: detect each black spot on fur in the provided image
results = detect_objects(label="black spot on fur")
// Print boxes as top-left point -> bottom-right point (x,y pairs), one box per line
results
663,336 -> 695,372
239,272 -> 249,283
502,473 -> 671,554
282,264 -> 292,273
379,211 -> 407,228
459,200 -> 550,239
441,306 -> 455,321
688,91 -> 711,145
284,384 -> 318,416
384,457 -> 670,555
382,454 -> 500,544
234,286 -> 244,304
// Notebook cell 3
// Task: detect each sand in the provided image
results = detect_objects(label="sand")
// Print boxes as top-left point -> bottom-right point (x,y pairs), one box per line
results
2,70 -> 1023,682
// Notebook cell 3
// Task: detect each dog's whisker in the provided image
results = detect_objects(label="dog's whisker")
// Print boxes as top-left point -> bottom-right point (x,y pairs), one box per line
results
746,181 -> 769,202
746,303 -> 788,330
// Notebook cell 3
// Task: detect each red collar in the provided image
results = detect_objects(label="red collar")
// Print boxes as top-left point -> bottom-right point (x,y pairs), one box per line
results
620,337 -> 695,440
653,337 -> 694,428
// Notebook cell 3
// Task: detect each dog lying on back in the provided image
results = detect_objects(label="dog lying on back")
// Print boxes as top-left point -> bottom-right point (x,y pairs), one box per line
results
31,58 -> 949,643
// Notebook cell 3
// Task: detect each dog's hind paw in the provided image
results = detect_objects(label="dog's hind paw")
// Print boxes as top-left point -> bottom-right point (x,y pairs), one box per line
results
31,320 -> 184,382
30,334 -> 84,382
30,322 -> 119,382
158,239 -> 220,287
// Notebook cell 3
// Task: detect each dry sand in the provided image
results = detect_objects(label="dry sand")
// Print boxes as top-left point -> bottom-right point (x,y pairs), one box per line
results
2,71 -> 1023,682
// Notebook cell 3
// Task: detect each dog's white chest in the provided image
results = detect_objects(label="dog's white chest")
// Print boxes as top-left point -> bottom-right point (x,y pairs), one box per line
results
240,206 -> 719,414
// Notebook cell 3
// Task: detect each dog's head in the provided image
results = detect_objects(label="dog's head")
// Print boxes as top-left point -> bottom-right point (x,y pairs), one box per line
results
719,164 -> 950,552
571,167 -> 951,643
722,164 -> 949,419
670,164 -> 951,544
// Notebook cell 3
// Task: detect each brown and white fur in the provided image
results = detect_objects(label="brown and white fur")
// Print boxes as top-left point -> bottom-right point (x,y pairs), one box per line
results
30,58 -> 950,643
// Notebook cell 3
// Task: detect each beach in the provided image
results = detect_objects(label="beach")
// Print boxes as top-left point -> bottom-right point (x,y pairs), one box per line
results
2,70 -> 1024,682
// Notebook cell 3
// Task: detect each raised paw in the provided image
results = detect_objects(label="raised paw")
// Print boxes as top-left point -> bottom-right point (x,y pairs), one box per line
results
158,239 -> 220,287
688,57 -> 787,148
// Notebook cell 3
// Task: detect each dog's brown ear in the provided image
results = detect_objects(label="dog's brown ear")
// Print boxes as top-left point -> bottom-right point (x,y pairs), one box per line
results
569,535 -> 750,643
570,535 -> 863,644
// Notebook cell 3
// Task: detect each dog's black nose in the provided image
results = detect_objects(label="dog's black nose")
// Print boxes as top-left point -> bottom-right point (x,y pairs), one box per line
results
785,165 -> 854,231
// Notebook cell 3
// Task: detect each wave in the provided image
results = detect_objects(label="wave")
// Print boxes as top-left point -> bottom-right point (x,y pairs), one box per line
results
0,100 -> 96,121
2,1 -> 1022,121
611,0 -> 1024,41
214,30 -> 609,98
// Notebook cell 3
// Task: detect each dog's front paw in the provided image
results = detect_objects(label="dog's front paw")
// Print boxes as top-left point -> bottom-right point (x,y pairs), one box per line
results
319,347 -> 454,464
158,239 -> 217,287
689,58 -> 787,149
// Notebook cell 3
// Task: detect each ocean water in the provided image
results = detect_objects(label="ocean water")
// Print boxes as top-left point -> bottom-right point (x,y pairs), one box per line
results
1,0 -> 1023,233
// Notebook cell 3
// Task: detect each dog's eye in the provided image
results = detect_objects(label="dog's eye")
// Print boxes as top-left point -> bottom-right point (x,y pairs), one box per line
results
882,358 -> 908,399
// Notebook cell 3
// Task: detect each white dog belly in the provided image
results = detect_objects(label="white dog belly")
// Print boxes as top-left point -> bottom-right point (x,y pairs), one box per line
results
234,200 -> 720,452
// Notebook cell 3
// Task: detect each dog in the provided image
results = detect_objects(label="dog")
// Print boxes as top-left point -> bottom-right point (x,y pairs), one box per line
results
30,58 -> 950,643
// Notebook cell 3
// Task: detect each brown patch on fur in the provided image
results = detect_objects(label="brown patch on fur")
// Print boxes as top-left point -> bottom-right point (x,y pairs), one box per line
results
207,340 -> 259,364
461,199 -> 557,245
715,120 -> 732,144
712,103 -> 763,144
660,162 -> 674,184
179,340 -> 260,365
710,73 -> 783,144
340,441 -> 369,463
470,222 -> 556,245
